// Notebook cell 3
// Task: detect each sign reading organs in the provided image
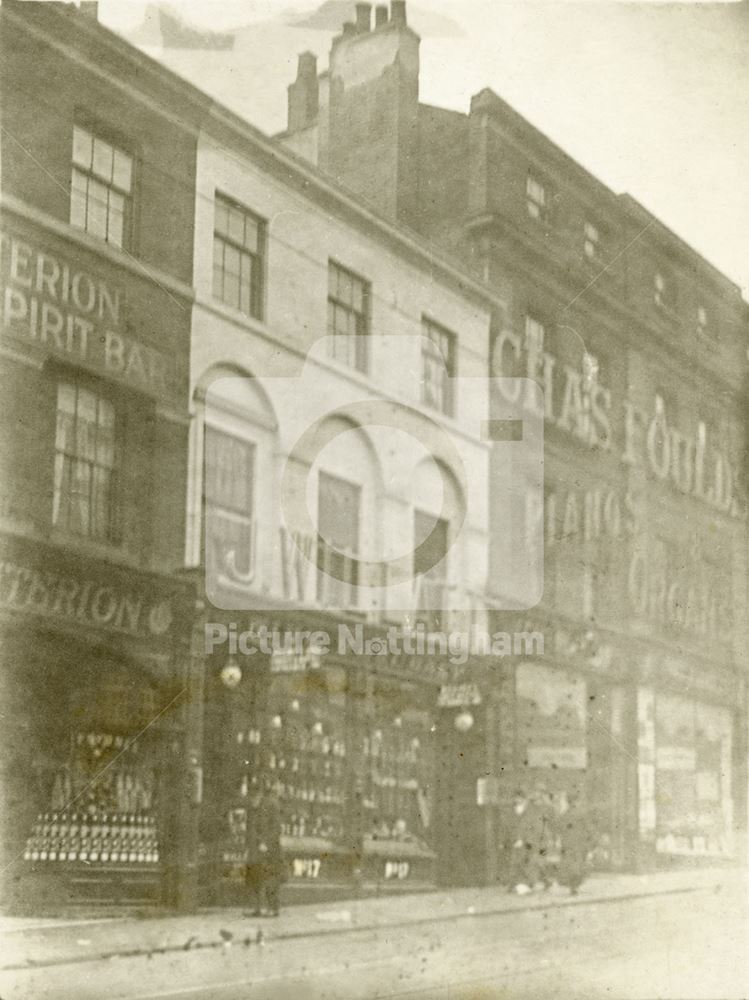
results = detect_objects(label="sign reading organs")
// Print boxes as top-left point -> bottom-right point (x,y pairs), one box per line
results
0,230 -> 178,399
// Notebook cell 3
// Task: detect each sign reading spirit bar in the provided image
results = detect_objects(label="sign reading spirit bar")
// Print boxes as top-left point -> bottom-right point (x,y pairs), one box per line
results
0,230 -> 178,399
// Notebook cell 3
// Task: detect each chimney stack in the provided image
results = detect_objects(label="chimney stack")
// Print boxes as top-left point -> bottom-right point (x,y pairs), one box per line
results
79,2 -> 99,19
287,51 -> 319,132
391,0 -> 407,27
342,21 -> 357,37
355,3 -> 372,33
374,5 -> 388,28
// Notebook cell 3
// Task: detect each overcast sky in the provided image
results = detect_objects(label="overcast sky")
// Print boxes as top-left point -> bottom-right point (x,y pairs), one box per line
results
100,0 -> 749,297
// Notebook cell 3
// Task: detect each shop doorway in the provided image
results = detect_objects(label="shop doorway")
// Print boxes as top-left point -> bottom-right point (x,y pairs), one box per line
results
434,706 -> 487,886
586,682 -> 630,868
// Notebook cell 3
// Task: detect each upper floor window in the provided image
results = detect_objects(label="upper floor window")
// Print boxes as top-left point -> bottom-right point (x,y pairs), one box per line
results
213,194 -> 265,320
53,381 -> 119,542
654,271 -> 675,311
317,471 -> 360,607
421,318 -> 456,416
697,304 -> 709,335
526,173 -> 547,221
413,509 -> 449,632
327,262 -> 370,372
204,427 -> 255,583
583,221 -> 600,260
70,125 -> 133,249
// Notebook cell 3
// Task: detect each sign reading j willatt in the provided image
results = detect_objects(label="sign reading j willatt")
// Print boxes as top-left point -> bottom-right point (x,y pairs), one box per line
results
203,336 -> 544,617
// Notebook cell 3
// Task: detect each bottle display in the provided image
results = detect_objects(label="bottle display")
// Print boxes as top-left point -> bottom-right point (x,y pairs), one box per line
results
23,729 -> 160,866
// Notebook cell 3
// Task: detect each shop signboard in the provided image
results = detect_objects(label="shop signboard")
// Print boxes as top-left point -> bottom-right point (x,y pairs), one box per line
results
438,683 -> 482,708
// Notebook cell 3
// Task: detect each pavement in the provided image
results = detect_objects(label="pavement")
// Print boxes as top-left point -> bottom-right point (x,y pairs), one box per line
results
0,865 -> 736,974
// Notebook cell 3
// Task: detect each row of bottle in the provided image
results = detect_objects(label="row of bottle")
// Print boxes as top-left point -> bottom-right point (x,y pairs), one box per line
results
276,782 -> 344,805
280,813 -> 343,840
24,813 -> 159,864
264,753 -> 344,778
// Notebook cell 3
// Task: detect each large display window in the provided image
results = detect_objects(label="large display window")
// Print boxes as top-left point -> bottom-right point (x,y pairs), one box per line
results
655,694 -> 733,856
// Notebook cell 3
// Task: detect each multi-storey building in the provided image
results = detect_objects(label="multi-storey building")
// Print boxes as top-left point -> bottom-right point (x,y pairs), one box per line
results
283,0 -> 748,874
187,88 -> 503,901
0,1 -> 198,910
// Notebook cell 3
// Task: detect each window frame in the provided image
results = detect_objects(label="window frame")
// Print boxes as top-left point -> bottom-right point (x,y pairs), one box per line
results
421,316 -> 457,417
52,377 -> 121,544
203,424 -> 257,584
583,220 -> 601,261
316,469 -> 361,607
69,120 -> 134,251
526,171 -> 548,222
213,192 -> 266,321
326,260 -> 371,374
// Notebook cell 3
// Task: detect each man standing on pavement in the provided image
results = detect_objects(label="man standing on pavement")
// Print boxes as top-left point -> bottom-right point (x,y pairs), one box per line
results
245,782 -> 283,916
505,789 -> 543,894
558,789 -> 593,895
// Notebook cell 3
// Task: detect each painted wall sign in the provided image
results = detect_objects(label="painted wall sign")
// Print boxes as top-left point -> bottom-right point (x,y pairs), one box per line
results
0,231 -> 178,398
292,857 -> 321,879
0,559 -> 174,638
493,325 -> 742,517
526,746 -> 587,770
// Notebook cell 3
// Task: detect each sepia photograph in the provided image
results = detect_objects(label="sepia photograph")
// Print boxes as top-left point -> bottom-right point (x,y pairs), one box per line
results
0,0 -> 747,997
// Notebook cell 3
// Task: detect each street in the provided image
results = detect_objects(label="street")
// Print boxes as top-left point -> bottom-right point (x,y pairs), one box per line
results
2,873 -> 747,1000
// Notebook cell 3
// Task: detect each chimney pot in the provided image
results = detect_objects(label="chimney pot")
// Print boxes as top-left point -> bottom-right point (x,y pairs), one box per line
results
355,3 -> 372,33
391,0 -> 407,27
374,5 -> 388,27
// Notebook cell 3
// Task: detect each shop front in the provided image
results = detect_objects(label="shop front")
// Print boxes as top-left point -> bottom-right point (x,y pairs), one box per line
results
0,534 -> 193,911
198,615 -> 492,903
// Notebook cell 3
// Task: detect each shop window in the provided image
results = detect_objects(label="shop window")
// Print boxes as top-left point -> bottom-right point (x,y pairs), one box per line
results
23,677 -> 161,867
266,666 -> 348,843
327,261 -> 370,373
526,172 -> 547,221
204,426 -> 255,583
421,318 -> 456,416
70,124 -> 133,249
362,683 -> 435,851
413,509 -> 448,631
213,193 -> 265,319
53,381 -> 119,542
317,471 -> 360,607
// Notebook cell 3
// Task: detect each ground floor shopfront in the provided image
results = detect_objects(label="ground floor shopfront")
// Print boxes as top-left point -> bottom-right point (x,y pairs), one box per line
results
0,533 -> 195,913
483,613 -> 746,877
197,611 -> 500,904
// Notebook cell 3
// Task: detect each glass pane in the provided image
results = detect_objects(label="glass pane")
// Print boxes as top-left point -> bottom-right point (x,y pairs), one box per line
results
70,177 -> 88,230
212,265 -> 224,301
87,180 -> 109,239
107,195 -> 124,248
215,198 -> 230,237
92,138 -> 114,183
112,149 -> 132,193
351,278 -> 364,313
72,126 -> 92,169
228,207 -> 245,245
327,300 -> 336,336
223,272 -> 240,309
52,452 -> 68,527
92,466 -> 112,539
328,264 -> 337,298
243,215 -> 258,253
239,274 -> 251,316
70,460 -> 91,535
337,268 -> 352,305
223,244 -> 240,276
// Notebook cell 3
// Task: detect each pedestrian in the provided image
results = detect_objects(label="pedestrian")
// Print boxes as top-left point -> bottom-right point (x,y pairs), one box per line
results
557,789 -> 593,895
505,789 -> 542,894
533,785 -> 559,889
245,783 -> 283,916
